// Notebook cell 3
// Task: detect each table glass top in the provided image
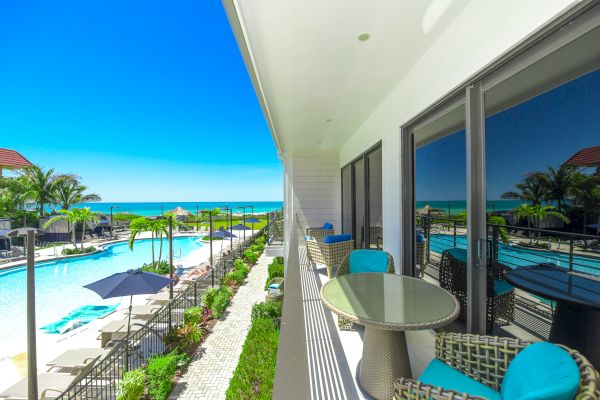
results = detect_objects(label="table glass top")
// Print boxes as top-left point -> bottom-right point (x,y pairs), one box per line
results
321,273 -> 458,329
505,265 -> 600,309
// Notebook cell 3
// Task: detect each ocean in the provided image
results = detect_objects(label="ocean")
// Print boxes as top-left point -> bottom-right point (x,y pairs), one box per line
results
416,200 -> 524,215
75,201 -> 283,216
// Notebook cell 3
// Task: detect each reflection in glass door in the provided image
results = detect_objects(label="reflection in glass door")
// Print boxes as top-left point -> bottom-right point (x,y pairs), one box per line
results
341,143 -> 383,249
367,147 -> 383,248
353,158 -> 366,248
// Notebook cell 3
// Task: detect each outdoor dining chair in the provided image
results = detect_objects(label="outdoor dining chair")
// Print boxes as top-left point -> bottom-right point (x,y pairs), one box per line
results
395,332 -> 600,400
335,249 -> 394,329
305,234 -> 354,278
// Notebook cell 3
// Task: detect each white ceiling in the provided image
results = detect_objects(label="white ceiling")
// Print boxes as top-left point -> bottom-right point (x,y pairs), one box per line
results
229,0 -> 471,154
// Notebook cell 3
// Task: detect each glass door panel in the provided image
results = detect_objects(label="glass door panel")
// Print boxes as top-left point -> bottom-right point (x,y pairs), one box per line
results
367,147 -> 383,248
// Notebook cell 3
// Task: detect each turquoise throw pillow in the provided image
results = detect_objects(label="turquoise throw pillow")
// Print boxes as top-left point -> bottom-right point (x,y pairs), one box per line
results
322,222 -> 333,229
323,234 -> 351,244
419,359 -> 502,400
501,342 -> 580,400
349,250 -> 389,274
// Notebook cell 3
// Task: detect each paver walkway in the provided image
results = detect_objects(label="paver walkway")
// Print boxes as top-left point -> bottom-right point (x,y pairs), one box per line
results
169,253 -> 272,400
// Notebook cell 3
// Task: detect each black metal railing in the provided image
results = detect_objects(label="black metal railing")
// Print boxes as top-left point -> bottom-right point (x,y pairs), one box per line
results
56,226 -> 268,400
417,215 -> 600,276
267,209 -> 283,245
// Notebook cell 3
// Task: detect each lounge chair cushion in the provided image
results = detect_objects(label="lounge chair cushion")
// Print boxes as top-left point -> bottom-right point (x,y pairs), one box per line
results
349,250 -> 389,274
494,279 -> 513,295
322,222 -> 333,229
501,342 -> 580,400
268,283 -> 281,289
323,234 -> 351,244
419,359 -> 501,400
416,233 -> 425,243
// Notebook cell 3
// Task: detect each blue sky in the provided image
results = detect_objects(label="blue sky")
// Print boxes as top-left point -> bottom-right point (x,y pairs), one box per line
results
0,1 -> 282,202
417,67 -> 600,201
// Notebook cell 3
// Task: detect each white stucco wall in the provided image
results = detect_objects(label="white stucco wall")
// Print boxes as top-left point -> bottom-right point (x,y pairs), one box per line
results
336,0 -> 577,269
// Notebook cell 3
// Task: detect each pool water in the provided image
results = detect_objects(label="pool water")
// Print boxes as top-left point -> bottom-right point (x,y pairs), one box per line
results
0,236 -> 203,349
429,234 -> 600,276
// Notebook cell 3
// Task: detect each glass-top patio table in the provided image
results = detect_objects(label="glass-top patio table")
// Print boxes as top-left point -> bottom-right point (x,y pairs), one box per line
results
320,273 -> 459,400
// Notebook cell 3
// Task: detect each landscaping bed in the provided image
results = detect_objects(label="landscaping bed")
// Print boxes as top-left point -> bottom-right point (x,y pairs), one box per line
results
116,232 -> 268,400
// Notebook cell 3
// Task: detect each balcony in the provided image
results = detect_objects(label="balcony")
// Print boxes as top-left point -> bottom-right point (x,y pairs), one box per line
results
273,222 -> 600,399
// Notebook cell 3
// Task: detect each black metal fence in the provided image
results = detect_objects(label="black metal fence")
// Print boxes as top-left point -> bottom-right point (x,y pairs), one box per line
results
56,226 -> 268,400
267,209 -> 283,245
417,215 -> 600,276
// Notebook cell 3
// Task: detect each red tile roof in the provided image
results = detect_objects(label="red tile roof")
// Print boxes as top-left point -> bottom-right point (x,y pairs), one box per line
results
0,148 -> 33,169
565,145 -> 600,167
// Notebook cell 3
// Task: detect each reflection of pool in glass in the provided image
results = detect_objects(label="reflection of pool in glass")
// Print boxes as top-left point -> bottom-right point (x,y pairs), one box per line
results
0,236 -> 203,350
429,234 -> 600,276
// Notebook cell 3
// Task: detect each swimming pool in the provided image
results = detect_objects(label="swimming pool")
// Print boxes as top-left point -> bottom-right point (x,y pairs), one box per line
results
429,234 -> 600,276
0,236 -> 203,352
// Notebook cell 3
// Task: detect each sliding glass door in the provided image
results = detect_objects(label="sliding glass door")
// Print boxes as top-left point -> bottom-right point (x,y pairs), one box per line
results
341,143 -> 383,249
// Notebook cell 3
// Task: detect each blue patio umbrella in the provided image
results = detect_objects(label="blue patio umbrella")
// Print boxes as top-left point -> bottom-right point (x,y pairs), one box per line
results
230,224 -> 250,230
209,227 -> 237,239
84,269 -> 173,341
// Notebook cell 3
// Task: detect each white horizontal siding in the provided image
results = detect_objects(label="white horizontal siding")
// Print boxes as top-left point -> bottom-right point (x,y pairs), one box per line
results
289,153 -> 341,233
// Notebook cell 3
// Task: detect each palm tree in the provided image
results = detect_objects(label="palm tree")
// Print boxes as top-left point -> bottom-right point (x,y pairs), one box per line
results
43,207 -> 99,249
501,172 -> 548,206
129,217 -> 153,263
544,164 -> 577,212
512,204 -> 569,243
149,218 -> 170,266
53,176 -> 101,210
568,172 -> 600,233
21,166 -> 66,217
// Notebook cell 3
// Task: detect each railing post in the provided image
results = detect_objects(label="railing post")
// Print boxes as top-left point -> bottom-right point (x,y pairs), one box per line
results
453,220 -> 457,248
492,225 -> 499,263
569,238 -> 574,272
194,281 -> 198,307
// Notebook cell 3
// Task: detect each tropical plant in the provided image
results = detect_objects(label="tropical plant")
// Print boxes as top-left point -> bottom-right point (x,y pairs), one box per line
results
501,172 -> 548,206
21,166 -> 67,216
52,176 -> 101,210
512,204 -> 570,243
117,368 -> 146,400
568,172 -> 600,233
146,352 -> 180,400
543,164 -> 577,212
43,207 -> 99,249
128,217 -> 170,269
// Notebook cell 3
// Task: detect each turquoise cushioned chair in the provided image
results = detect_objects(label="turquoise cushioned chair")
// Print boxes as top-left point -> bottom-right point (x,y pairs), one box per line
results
394,333 -> 598,400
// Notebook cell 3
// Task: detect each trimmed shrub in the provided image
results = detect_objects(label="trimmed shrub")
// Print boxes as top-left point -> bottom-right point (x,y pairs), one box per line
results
147,352 -> 179,400
225,318 -> 280,399
62,246 -> 96,255
201,287 -> 218,309
141,260 -> 170,275
183,306 -> 202,325
251,301 -> 282,327
233,259 -> 249,276
211,286 -> 233,318
265,258 -> 284,290
223,269 -> 246,287
255,236 -> 266,245
243,249 -> 259,264
117,368 -> 146,400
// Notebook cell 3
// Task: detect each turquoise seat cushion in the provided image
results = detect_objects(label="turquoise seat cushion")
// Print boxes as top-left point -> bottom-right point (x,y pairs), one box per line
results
268,283 -> 280,289
323,234 -> 351,244
322,222 -> 333,229
419,359 -> 501,400
446,248 -> 467,263
494,279 -> 514,295
349,250 -> 389,274
501,342 -> 579,400
416,233 -> 425,243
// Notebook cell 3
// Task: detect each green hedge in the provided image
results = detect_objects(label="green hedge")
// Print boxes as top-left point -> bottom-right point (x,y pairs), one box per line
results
117,369 -> 146,400
147,352 -> 180,400
225,317 -> 280,399
141,260 -> 170,274
265,257 -> 284,290
62,246 -> 96,255
251,301 -> 282,328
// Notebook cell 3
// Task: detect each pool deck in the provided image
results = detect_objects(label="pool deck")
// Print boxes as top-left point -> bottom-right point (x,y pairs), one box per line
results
0,230 -> 254,393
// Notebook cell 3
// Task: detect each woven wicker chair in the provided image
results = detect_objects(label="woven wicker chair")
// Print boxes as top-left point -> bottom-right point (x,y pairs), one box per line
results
440,249 -> 515,333
305,237 -> 354,278
265,277 -> 284,302
394,332 -> 600,400
416,240 -> 428,277
305,227 -> 334,239
336,249 -> 394,329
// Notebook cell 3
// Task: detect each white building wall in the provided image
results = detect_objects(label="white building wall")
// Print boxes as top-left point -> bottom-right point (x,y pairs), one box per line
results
288,153 -> 341,236
336,0 -> 575,270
